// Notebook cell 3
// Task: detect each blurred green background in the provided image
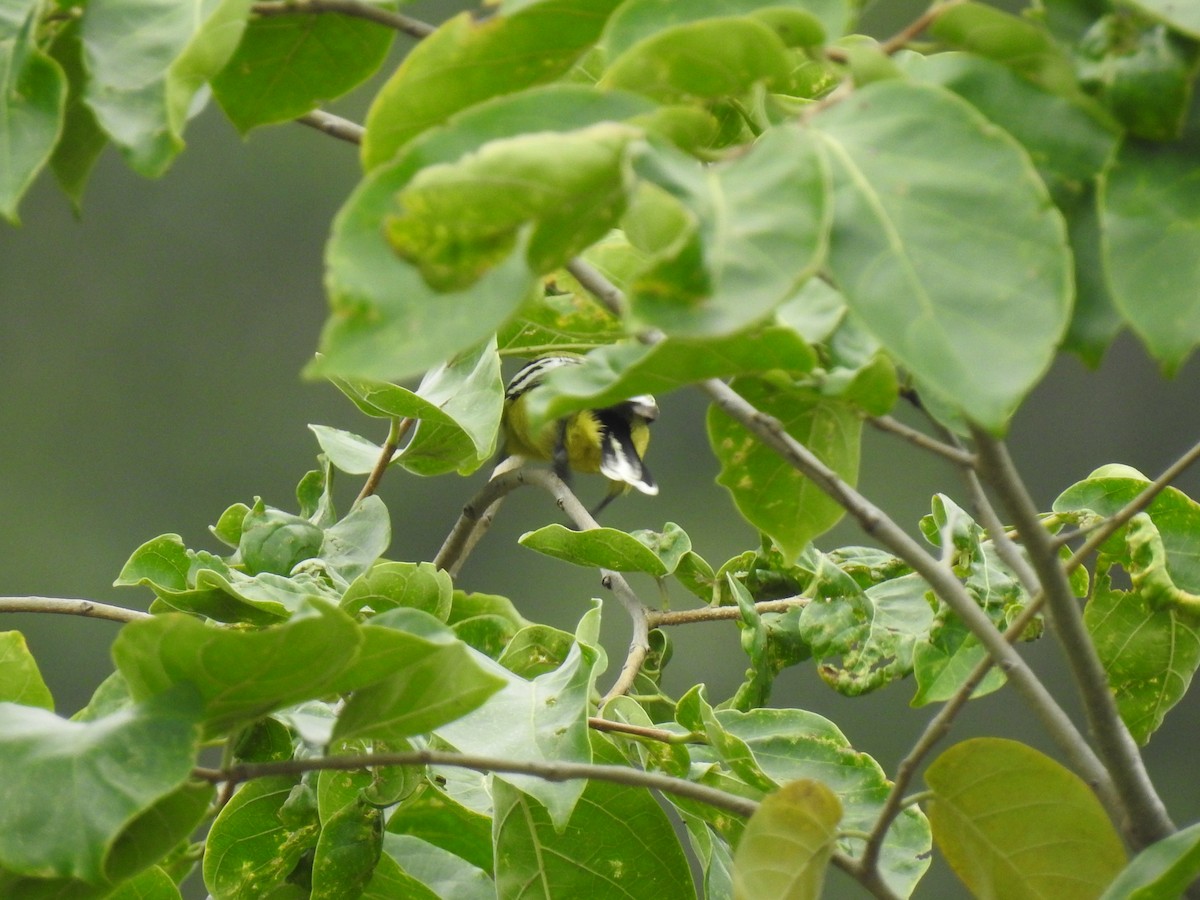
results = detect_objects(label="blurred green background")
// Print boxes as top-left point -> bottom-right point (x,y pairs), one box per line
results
3,0 -> 1200,896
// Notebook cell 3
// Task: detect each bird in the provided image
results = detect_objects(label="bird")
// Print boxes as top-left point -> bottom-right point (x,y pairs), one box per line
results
501,355 -> 658,516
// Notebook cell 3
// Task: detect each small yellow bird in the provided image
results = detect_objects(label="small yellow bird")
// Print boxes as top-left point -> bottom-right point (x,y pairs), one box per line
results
502,355 -> 658,514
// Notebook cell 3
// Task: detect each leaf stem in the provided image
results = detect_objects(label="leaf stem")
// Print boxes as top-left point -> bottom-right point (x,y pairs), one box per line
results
587,716 -> 704,744
356,416 -> 412,503
251,0 -> 435,38
879,0 -> 964,55
0,596 -> 150,623
195,747 -> 759,817
971,427 -> 1174,848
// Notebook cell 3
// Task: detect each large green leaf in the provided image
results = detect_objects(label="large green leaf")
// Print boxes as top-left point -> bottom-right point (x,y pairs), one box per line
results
386,123 -> 639,291
47,18 -> 107,210
81,0 -> 253,176
310,798 -> 384,900
332,609 -> 506,742
212,1 -> 397,132
684,706 -> 932,897
437,638 -> 600,828
731,780 -> 841,900
492,734 -> 695,900
1127,0 -> 1200,38
813,79 -> 1072,431
928,1 -> 1081,98
926,737 -> 1126,899
1101,138 -> 1200,373
113,600 -> 367,736
1055,468 -> 1200,742
311,151 -> 537,383
708,377 -> 860,562
0,631 -> 53,709
203,776 -> 318,899
386,783 -> 494,875
361,0 -> 621,169
0,688 -> 202,883
525,327 -> 816,425
627,125 -> 829,336
0,0 -> 67,222
1101,821 -> 1200,900
379,834 -> 492,900
518,521 -> 690,576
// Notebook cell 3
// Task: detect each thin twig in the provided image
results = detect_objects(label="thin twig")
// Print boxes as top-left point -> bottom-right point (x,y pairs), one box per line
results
356,417 -> 413,503
879,0 -> 963,54
251,0 -> 435,38
701,378 -> 1117,815
565,259 -> 626,318
971,427 -> 1174,849
297,110 -> 364,145
194,747 -> 759,817
587,716 -> 703,744
867,415 -> 976,468
1058,437 -> 1200,557
0,597 -> 150,623
648,599 -> 806,626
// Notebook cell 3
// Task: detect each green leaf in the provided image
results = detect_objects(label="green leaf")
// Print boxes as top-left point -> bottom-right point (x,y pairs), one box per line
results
926,737 -> 1126,899
106,866 -> 183,900
1101,138 -> 1200,373
447,590 -> 531,658
310,154 -> 537,384
362,852 -> 438,900
47,18 -> 107,210
396,339 -> 504,476
602,16 -> 791,101
319,495 -> 391,583
627,125 -> 829,336
492,734 -> 695,900
437,640 -> 599,828
897,51 -> 1116,204
708,377 -> 861,562
361,0 -> 621,169
203,776 -> 319,899
386,123 -> 638,291
1127,0 -> 1200,38
0,631 -> 53,709
1062,185 -> 1122,366
518,522 -> 689,575
498,288 -> 625,357
732,780 -> 841,900
525,328 -> 817,425
0,0 -> 66,223
332,609 -> 506,742
212,1 -> 397,132
1055,469 -> 1200,741
81,0 -> 253,177
705,707 -> 931,896
801,571 -> 933,697
1077,16 -> 1199,141
0,687 -> 202,882
1100,821 -> 1200,900
104,780 -> 213,882
379,834 -> 493,900
387,783 -> 494,875
813,79 -> 1072,431
308,425 -> 381,476
928,1 -> 1082,97
113,600 -> 365,736
310,798 -> 383,900
342,561 -> 453,619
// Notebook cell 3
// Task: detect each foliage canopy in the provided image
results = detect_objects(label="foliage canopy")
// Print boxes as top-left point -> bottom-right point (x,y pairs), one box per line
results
4,0 -> 1200,897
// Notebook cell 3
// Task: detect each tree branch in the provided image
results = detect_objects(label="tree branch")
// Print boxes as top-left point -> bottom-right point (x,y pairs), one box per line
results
866,415 -> 976,468
195,747 -> 759,818
971,427 -> 1174,848
879,0 -> 964,54
297,110 -> 364,145
0,597 -> 150,623
648,599 -> 806,626
700,378 -> 1117,816
588,716 -> 703,744
565,258 -> 627,319
251,0 -> 435,38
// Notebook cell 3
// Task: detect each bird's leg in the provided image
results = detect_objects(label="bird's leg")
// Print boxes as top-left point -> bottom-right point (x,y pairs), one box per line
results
552,419 -> 572,487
